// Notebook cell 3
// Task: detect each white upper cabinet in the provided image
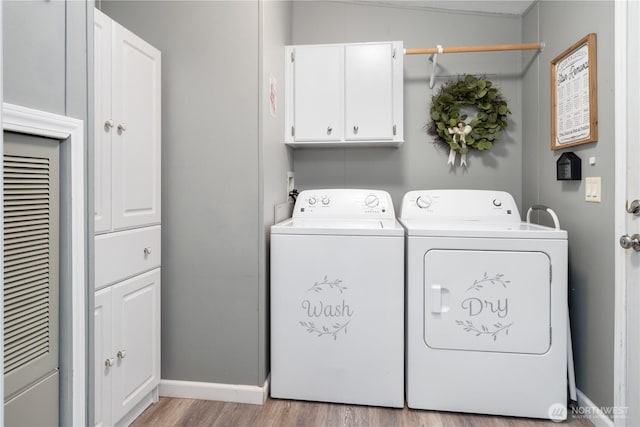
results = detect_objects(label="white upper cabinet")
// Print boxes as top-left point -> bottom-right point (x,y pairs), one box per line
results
94,9 -> 161,233
285,41 -> 403,147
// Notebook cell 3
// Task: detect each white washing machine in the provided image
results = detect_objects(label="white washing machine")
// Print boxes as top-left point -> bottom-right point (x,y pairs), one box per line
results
270,189 -> 404,407
400,189 -> 568,420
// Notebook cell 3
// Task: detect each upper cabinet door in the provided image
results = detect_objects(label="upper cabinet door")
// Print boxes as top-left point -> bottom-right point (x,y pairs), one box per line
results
292,45 -> 344,142
94,9 -> 113,234
111,23 -> 161,231
345,43 -> 394,141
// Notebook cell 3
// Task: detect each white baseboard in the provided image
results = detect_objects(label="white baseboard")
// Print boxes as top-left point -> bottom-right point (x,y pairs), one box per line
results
576,389 -> 615,427
159,376 -> 270,405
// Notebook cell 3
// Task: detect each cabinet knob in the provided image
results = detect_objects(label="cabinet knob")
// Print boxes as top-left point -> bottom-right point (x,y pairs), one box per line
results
620,234 -> 640,251
117,123 -> 127,132
353,125 -> 359,134
144,247 -> 152,256
105,358 -> 114,368
327,126 -> 332,135
105,119 -> 115,129
117,349 -> 127,360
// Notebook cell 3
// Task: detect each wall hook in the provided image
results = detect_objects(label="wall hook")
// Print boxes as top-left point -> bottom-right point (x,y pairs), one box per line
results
429,44 -> 443,89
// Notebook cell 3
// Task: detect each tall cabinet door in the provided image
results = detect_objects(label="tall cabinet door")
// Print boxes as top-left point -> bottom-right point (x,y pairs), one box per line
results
111,23 -> 161,231
111,269 -> 160,422
292,45 -> 343,142
93,9 -> 113,234
94,288 -> 112,427
345,43 -> 394,141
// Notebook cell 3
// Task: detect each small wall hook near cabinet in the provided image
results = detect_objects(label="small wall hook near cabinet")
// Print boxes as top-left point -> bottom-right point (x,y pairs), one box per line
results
429,45 -> 443,89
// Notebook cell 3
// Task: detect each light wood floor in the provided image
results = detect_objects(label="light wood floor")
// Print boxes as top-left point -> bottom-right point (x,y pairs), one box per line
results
131,397 -> 594,426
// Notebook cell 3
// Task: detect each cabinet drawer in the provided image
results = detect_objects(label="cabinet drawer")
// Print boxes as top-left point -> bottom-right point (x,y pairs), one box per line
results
95,226 -> 161,290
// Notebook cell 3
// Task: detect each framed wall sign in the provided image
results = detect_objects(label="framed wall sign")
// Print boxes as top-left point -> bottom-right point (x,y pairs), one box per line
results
550,33 -> 598,150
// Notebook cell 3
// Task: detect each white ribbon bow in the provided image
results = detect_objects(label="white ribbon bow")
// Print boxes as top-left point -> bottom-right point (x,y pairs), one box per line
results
447,123 -> 472,167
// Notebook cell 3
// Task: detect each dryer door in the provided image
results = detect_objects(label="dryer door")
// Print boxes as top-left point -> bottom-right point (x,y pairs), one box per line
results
424,249 -> 551,354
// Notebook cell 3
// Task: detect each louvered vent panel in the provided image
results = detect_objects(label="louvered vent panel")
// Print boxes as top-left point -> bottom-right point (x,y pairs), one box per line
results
4,154 -> 51,374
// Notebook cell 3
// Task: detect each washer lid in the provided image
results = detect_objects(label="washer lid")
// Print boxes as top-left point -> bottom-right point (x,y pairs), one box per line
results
400,219 -> 567,239
272,218 -> 404,236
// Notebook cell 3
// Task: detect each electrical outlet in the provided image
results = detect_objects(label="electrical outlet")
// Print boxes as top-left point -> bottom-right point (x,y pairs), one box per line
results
286,171 -> 294,197
585,176 -> 601,203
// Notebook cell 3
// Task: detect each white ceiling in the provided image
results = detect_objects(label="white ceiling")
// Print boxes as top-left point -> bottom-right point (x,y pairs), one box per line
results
348,0 -> 537,16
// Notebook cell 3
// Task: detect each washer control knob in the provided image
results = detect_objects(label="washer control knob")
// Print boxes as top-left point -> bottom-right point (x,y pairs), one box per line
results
493,199 -> 502,207
322,197 -> 330,206
416,196 -> 432,209
364,195 -> 379,208
308,197 -> 317,206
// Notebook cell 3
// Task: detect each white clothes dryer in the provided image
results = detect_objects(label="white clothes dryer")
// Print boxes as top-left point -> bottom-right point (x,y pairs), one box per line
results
400,189 -> 568,420
270,189 -> 404,407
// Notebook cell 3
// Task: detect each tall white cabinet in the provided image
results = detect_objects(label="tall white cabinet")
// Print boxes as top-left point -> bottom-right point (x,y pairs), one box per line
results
94,9 -> 162,427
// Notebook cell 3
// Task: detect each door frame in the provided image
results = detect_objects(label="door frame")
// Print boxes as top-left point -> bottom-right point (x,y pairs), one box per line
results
614,0 -> 632,425
2,103 -> 87,426
0,3 -> 4,424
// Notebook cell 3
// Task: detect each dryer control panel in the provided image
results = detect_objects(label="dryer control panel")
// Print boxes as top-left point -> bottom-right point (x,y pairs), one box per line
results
294,189 -> 396,219
400,189 -> 520,222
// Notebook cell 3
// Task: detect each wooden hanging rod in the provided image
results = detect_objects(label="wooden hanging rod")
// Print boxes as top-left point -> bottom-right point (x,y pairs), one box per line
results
405,42 -> 544,55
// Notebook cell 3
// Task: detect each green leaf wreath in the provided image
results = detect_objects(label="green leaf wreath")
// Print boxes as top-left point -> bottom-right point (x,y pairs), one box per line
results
427,75 -> 511,166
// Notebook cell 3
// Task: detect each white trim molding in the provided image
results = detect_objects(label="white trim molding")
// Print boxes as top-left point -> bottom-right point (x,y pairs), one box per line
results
577,389 -> 615,427
614,1 -> 629,426
160,377 -> 270,406
2,102 -> 86,426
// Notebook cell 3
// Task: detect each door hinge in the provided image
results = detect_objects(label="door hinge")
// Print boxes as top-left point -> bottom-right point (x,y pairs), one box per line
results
392,48 -> 396,59
393,124 -> 397,136
291,50 -> 295,62
291,126 -> 295,137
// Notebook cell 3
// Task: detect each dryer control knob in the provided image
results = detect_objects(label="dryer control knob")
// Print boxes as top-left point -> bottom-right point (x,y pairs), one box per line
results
322,197 -> 331,206
364,195 -> 379,208
493,199 -> 502,207
308,197 -> 317,206
416,196 -> 432,209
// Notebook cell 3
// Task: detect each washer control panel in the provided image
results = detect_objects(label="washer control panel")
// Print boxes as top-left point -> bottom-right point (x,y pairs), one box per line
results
400,189 -> 520,222
294,189 -> 395,219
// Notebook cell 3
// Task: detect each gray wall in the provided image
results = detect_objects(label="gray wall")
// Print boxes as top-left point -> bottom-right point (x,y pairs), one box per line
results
101,1 -> 267,386
260,0 -> 293,382
3,0 -> 93,424
291,1 -> 524,212
522,1 -> 615,409
4,1 -> 66,115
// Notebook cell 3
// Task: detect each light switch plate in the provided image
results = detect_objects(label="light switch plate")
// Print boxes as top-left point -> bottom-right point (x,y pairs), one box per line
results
585,176 -> 601,202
